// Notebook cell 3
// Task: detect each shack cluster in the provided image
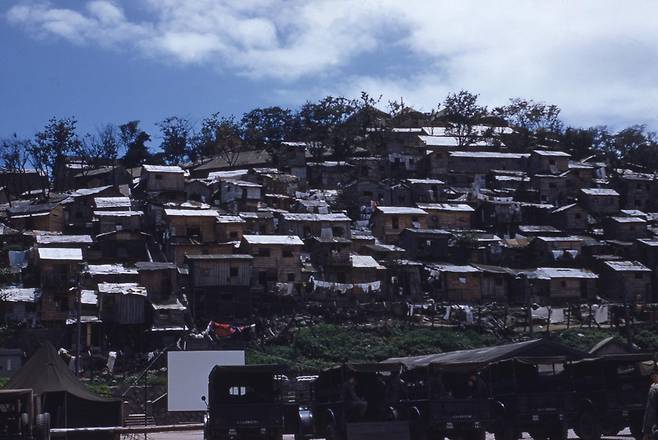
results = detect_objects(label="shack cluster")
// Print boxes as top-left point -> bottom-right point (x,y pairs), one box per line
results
1,113 -> 658,353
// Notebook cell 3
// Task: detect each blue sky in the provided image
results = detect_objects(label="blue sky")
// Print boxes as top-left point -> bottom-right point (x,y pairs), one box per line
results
3,0 -> 658,145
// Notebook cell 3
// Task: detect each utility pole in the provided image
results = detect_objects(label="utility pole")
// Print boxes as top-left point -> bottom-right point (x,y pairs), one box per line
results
74,287 -> 82,377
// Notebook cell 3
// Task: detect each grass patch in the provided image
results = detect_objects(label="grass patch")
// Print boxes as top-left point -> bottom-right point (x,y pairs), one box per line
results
247,324 -> 497,371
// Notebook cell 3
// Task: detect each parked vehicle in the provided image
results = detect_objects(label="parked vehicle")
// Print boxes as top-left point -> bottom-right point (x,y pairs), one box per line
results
0,389 -> 50,440
310,363 -> 415,440
203,365 -> 289,440
567,353 -> 654,440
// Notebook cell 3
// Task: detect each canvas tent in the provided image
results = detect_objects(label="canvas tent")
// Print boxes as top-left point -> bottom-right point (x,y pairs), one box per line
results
6,343 -> 122,436
383,338 -> 585,371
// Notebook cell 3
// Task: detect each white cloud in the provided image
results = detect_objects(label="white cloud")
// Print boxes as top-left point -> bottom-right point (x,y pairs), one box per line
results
6,0 -> 658,127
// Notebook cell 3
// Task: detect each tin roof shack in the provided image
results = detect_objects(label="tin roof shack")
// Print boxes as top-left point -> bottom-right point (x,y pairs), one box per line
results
307,161 -> 354,189
74,165 -> 131,189
98,283 -> 147,325
240,211 -> 275,235
215,215 -> 245,242
489,170 -> 530,191
551,203 -> 589,232
529,150 -> 571,175
191,149 -> 273,178
277,142 -> 308,180
61,186 -> 125,231
186,254 -> 254,320
349,254 -> 386,291
603,216 -> 650,241
147,297 -> 187,347
398,229 -> 451,261
253,170 -> 301,197
93,210 -> 143,235
615,171 -> 657,211
135,262 -> 178,301
83,264 -> 139,287
371,206 -> 428,244
417,203 -> 474,229
217,179 -> 262,211
37,247 -> 82,323
94,230 -> 150,263
532,173 -> 568,205
427,264 -> 482,303
386,259 -> 424,301
240,235 -> 303,293
306,236 -> 352,269
350,156 -> 388,182
0,287 -> 39,323
634,239 -> 658,299
446,151 -> 529,185
566,161 -> 596,193
599,260 -> 652,303
164,208 -> 218,243
0,169 -> 47,198
7,203 -> 65,232
473,264 -> 515,303
139,165 -> 186,193
279,213 -> 351,240
185,179 -> 212,203
579,188 -> 620,216
530,236 -> 585,267
404,179 -> 446,203
35,234 -> 92,260
476,200 -> 522,231
531,267 -> 598,303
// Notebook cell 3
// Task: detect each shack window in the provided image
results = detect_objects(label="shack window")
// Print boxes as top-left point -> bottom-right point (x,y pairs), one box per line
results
282,248 -> 293,257
155,174 -> 163,180
391,216 -> 399,229
230,267 -> 238,277
229,231 -> 239,239
287,273 -> 295,282
635,273 -> 644,279
258,248 -> 271,257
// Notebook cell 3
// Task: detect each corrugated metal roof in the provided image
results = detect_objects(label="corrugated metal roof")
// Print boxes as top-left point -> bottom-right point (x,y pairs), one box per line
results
37,248 -> 83,261
142,164 -> 184,173
36,234 -> 93,244
243,234 -> 303,245
164,208 -> 218,217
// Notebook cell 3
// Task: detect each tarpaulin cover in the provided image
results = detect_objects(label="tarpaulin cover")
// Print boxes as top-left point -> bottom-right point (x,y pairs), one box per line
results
383,338 -> 586,371
6,342 -> 122,433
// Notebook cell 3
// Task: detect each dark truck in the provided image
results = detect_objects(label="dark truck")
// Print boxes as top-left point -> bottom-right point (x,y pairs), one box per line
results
489,359 -> 577,440
310,363 -> 416,440
203,365 -> 290,440
0,389 -> 50,440
420,366 -> 500,440
566,353 -> 655,440
389,338 -> 585,440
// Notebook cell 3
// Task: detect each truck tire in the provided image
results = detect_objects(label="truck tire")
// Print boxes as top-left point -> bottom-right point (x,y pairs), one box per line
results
630,423 -> 643,440
548,427 -> 568,440
575,410 -> 602,440
494,425 -> 518,440
35,413 -> 51,440
325,422 -> 337,440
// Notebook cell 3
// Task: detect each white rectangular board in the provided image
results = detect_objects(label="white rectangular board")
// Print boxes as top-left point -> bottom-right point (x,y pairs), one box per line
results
167,350 -> 245,411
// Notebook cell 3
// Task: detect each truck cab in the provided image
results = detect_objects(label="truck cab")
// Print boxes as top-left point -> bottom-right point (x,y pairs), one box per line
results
311,363 -> 414,440
204,365 -> 289,440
